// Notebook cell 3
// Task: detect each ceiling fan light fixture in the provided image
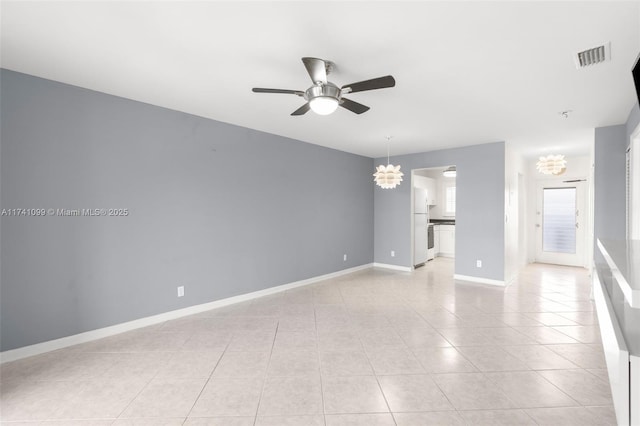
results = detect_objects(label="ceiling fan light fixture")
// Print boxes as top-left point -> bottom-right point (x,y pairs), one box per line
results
309,97 -> 339,115
443,166 -> 457,178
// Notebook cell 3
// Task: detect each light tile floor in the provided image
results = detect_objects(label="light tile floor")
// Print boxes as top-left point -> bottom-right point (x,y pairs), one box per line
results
0,259 -> 617,425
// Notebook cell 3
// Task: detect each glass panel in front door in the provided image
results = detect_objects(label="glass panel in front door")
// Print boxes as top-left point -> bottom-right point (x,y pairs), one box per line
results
542,187 -> 577,254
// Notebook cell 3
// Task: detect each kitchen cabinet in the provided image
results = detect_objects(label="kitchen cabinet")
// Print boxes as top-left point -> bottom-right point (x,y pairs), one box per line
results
425,177 -> 437,205
434,225 -> 440,254
414,175 -> 437,205
593,239 -> 640,425
438,225 -> 455,257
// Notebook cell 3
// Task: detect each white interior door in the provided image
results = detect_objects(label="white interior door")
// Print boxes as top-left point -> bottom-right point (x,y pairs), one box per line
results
535,181 -> 586,267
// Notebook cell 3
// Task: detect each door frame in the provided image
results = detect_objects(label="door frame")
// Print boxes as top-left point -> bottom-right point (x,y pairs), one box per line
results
410,166 -> 456,270
534,178 -> 588,267
629,123 -> 640,239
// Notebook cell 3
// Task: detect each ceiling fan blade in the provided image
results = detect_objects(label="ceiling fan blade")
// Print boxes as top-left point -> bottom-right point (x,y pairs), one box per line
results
252,88 -> 304,96
341,75 -> 396,93
291,103 -> 311,116
340,97 -> 370,114
302,57 -> 327,84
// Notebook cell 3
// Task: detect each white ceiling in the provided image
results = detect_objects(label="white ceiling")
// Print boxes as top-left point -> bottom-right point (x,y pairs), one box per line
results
2,1 -> 639,159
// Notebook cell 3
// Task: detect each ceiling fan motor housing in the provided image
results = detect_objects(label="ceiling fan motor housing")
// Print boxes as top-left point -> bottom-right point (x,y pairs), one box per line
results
304,82 -> 341,102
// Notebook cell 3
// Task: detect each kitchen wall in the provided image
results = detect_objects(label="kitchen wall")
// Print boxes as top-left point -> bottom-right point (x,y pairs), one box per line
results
431,176 -> 456,220
414,168 -> 455,220
0,69 -> 375,352
374,142 -> 505,283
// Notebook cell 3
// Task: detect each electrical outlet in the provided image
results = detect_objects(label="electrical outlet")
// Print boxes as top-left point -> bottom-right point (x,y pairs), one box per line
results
343,254 -> 347,261
391,250 -> 395,257
476,260 -> 482,268
177,286 -> 185,297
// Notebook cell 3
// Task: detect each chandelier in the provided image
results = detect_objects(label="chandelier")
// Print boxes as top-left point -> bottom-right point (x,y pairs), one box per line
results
373,136 -> 404,189
536,154 -> 567,175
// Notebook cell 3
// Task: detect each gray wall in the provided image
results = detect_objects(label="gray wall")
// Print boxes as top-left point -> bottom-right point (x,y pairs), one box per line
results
0,69 -> 374,351
374,142 -> 505,281
594,124 -> 627,248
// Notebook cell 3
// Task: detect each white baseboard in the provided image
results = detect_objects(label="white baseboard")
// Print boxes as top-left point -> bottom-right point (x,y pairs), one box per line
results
436,253 -> 454,258
373,263 -> 412,272
505,275 -> 516,287
454,274 -> 505,287
1,263 -> 373,364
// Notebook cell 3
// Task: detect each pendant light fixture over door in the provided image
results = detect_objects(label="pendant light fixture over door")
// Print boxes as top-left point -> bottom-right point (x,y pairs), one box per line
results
373,136 -> 404,189
536,154 -> 567,175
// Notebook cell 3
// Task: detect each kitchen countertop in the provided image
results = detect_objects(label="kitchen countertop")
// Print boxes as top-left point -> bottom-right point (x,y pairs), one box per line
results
598,239 -> 640,308
430,219 -> 455,225
595,239 -> 640,356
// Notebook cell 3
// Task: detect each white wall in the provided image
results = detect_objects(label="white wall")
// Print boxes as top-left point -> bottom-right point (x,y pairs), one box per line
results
504,144 -> 526,284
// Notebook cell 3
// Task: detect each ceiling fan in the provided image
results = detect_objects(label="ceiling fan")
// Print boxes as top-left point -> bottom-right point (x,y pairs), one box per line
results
252,57 -> 396,116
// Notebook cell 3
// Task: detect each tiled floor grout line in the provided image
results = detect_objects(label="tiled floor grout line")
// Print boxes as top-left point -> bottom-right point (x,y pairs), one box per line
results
313,298 -> 329,426
530,367 -> 587,408
180,334 -> 233,425
252,320 -> 279,425
109,350 -> 165,422
356,332 -> 398,425
424,371 -> 465,422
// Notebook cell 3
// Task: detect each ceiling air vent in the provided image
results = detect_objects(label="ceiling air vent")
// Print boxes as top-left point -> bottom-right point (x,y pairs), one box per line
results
574,42 -> 611,69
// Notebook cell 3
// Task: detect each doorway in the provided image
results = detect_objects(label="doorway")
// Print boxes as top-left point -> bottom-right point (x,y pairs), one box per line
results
535,180 -> 586,267
411,166 -> 456,269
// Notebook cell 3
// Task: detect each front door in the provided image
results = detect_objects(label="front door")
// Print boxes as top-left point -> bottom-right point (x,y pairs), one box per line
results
535,181 -> 586,267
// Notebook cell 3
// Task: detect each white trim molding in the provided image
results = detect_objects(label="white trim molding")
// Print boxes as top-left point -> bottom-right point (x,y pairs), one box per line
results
1,263 -> 373,364
630,122 -> 640,239
454,274 -> 505,287
373,262 -> 412,272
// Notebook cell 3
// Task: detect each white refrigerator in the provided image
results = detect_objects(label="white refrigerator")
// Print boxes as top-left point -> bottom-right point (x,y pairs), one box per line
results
414,188 -> 429,266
